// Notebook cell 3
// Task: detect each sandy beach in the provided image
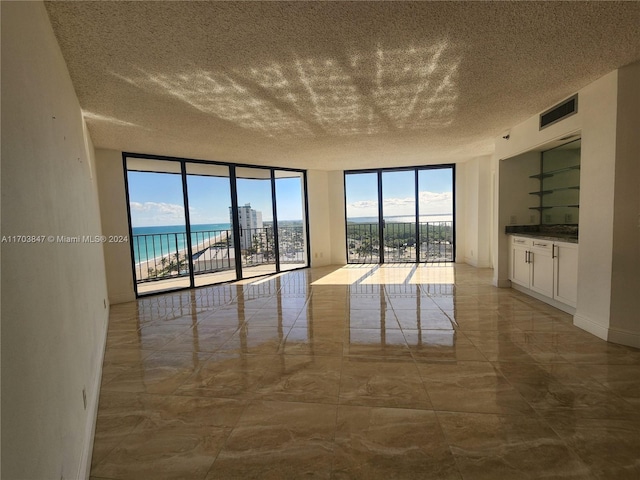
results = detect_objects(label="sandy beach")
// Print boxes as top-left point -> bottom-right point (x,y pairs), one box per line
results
134,230 -> 233,281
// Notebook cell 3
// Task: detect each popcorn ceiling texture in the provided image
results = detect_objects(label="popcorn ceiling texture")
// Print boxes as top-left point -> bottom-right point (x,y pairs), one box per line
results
45,1 -> 640,170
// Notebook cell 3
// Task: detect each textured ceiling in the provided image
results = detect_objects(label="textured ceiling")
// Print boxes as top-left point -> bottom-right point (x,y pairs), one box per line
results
45,1 -> 640,170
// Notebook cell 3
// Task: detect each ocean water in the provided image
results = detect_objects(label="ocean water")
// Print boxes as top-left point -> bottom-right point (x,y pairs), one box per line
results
132,223 -> 231,264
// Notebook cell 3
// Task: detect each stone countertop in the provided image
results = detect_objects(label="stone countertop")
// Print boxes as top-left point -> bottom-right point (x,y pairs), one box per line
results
507,232 -> 578,244
505,225 -> 578,244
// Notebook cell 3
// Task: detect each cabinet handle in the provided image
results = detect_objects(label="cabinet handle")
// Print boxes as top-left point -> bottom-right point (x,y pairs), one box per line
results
533,242 -> 548,247
552,245 -> 557,258
529,251 -> 533,263
525,251 -> 530,263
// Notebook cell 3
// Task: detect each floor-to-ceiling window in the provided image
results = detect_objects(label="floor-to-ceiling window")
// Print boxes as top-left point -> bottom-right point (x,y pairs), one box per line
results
126,159 -> 192,294
125,154 -> 309,296
344,165 -> 454,264
418,167 -> 454,262
235,167 -> 277,280
382,169 -> 417,262
275,170 -> 308,271
185,163 -> 236,287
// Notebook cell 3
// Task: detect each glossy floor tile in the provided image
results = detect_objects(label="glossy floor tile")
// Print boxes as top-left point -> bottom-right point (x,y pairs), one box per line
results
91,264 -> 640,480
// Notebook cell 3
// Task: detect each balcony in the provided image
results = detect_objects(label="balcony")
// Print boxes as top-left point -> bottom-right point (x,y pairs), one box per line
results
346,221 -> 453,263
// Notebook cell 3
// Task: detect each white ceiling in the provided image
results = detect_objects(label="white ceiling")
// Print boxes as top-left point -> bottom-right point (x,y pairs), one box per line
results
45,1 -> 640,170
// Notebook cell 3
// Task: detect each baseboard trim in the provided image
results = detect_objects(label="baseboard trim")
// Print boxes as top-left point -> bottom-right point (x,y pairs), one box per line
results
109,291 -> 135,305
77,310 -> 109,479
607,326 -> 640,349
511,283 -> 576,315
573,313 -> 609,341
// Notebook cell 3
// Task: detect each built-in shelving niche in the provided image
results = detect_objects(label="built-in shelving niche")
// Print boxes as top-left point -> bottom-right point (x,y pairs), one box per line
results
529,139 -> 581,224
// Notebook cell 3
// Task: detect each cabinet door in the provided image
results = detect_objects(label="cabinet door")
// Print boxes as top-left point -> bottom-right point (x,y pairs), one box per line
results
510,241 -> 530,288
529,241 -> 554,298
554,242 -> 578,307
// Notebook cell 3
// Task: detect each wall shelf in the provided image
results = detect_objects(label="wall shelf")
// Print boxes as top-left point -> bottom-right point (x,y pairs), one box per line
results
529,186 -> 580,196
528,139 -> 581,224
529,165 -> 580,179
529,204 -> 579,211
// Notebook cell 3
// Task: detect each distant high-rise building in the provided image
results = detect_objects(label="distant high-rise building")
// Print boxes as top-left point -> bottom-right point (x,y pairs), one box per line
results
230,203 -> 263,248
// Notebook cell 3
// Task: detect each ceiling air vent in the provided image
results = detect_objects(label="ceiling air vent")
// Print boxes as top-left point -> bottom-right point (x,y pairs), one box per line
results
540,94 -> 578,130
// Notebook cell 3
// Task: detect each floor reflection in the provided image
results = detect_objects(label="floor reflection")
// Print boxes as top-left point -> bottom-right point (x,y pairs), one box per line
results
96,264 -> 640,480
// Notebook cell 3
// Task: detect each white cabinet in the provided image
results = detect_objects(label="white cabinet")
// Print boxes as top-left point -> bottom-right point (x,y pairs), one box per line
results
529,240 -> 554,298
553,242 -> 578,307
510,237 -> 531,288
509,235 -> 578,310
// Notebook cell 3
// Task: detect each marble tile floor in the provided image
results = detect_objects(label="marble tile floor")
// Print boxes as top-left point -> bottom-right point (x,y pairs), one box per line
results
91,264 -> 640,480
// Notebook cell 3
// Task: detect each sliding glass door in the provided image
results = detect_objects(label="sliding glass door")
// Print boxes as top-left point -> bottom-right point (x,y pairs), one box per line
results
125,155 -> 309,296
418,168 -> 454,262
235,167 -> 277,279
382,170 -> 416,262
185,163 -> 236,287
345,172 -> 380,263
127,159 -> 191,294
345,165 -> 454,264
275,170 -> 308,271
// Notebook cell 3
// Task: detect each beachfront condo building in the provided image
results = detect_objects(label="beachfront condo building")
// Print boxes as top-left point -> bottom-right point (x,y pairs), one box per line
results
230,203 -> 264,250
2,2 -> 640,479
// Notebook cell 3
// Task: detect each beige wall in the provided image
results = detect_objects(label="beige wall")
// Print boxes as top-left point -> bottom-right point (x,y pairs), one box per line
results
327,171 -> 347,265
459,157 -> 493,268
95,149 -> 137,304
305,169 -> 348,266
609,62 -> 640,346
1,2 -> 109,478
573,71 -> 618,340
307,170 -> 333,266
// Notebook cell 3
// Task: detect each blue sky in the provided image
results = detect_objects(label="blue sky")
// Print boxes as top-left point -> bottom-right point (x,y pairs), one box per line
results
345,168 -> 453,219
128,171 -> 304,227
128,168 -> 451,227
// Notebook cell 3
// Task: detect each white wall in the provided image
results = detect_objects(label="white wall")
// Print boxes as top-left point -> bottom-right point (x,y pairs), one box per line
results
455,164 -> 468,264
95,149 -> 136,304
492,66 -> 640,347
1,2 -> 109,478
307,170 -> 334,266
609,62 -> 640,346
328,171 -> 347,265
573,71 -> 618,340
459,157 -> 493,267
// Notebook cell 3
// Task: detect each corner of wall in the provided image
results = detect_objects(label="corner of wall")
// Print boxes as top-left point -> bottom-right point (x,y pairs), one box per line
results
95,149 -> 136,304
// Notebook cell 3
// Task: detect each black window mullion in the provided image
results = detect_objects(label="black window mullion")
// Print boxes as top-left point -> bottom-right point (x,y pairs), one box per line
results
451,163 -> 457,263
229,165 -> 243,279
303,171 -> 311,267
271,169 -> 281,272
377,170 -> 384,264
415,169 -> 420,263
122,155 -> 139,297
180,162 -> 196,288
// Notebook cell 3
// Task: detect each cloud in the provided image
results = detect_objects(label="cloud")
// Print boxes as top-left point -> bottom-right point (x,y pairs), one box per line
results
130,201 -> 186,226
348,191 -> 452,217
351,200 -> 378,210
